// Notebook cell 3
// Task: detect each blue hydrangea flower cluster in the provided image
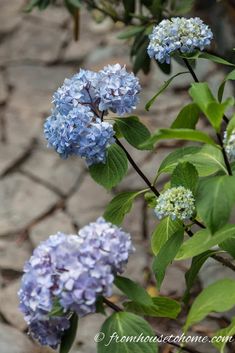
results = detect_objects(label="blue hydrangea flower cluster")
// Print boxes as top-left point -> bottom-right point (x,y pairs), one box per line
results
98,64 -> 141,115
44,65 -> 140,164
148,17 -> 213,64
154,186 -> 195,221
18,217 -> 134,348
224,130 -> 235,162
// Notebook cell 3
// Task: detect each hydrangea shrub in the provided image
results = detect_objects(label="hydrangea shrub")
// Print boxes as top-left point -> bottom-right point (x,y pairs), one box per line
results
19,16 -> 235,353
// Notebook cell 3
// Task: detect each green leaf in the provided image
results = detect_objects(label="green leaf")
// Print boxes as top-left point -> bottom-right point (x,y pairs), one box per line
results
183,250 -> 218,303
220,237 -> 235,259
89,144 -> 128,189
198,52 -> 235,67
171,103 -> 200,129
98,312 -> 157,353
145,71 -> 189,111
153,229 -> 184,289
114,116 -> 151,149
189,83 -> 233,132
212,317 -> 235,353
124,296 -> 181,319
184,279 -> 235,332
218,69 -> 235,102
157,145 -> 226,178
60,313 -> 78,353
151,217 -> 183,255
157,146 -> 200,176
133,38 -> 151,74
104,190 -> 145,225
176,224 -> 235,260
141,128 -> 217,149
118,26 -> 145,39
171,162 -> 199,195
196,176 -> 235,233
114,276 -> 152,306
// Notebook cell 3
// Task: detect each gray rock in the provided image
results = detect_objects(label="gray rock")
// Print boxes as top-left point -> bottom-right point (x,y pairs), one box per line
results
30,210 -> 76,247
71,314 -> 106,353
0,239 -> 30,271
0,72 -> 8,104
67,175 -> 111,227
0,322 -> 40,353
0,280 -> 26,331
22,147 -> 83,196
0,173 -> 58,236
1,21 -> 67,63
7,65 -> 74,116
0,1 -> 24,34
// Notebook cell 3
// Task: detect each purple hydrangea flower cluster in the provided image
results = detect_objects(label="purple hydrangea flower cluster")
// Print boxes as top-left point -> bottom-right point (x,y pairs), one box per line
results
148,17 -> 213,64
44,65 -> 140,164
18,218 -> 134,348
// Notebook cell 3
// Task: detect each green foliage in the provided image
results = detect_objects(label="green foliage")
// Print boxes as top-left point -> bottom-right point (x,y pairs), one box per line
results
184,279 -> 235,332
153,229 -> 184,289
98,312 -> 158,353
157,145 -> 227,177
145,72 -> 188,111
89,144 -> 128,189
141,128 -> 217,149
114,276 -> 153,305
124,296 -> 181,319
218,69 -> 235,102
220,237 -> 235,259
171,103 -> 200,129
171,162 -> 199,195
114,116 -> 151,149
212,317 -> 235,353
189,82 -> 234,132
176,225 -> 235,260
104,190 -> 146,225
151,217 -> 183,255
60,313 -> 78,353
183,250 -> 218,302
196,176 -> 235,233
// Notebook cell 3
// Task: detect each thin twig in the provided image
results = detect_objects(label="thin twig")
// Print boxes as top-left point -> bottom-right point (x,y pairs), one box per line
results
216,133 -> 233,175
115,138 -> 160,197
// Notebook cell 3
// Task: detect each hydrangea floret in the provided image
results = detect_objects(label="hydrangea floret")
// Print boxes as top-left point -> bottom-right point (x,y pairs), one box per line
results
154,186 -> 195,221
44,65 -> 140,165
148,17 -> 213,64
224,130 -> 235,162
18,217 -> 134,348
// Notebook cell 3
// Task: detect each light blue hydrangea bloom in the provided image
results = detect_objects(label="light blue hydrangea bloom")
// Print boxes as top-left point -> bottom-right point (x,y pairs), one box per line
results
18,218 -> 134,348
45,65 -> 140,163
98,64 -> 141,115
224,130 -> 235,161
148,17 -> 213,64
155,186 -> 195,221
44,106 -> 115,165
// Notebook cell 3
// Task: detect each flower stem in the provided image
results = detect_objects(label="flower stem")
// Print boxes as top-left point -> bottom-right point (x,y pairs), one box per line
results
183,58 -> 199,82
115,138 -> 160,197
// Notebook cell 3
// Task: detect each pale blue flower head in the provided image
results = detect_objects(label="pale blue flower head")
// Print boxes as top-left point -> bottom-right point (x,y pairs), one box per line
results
44,106 -> 115,165
53,69 -> 100,115
148,17 -> 213,64
98,64 -> 141,115
18,218 -> 134,348
155,186 -> 195,221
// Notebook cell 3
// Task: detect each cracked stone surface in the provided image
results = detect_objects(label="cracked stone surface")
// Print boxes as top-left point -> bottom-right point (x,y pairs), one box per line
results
30,210 -> 76,247
0,2 -> 234,352
0,173 -> 59,236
